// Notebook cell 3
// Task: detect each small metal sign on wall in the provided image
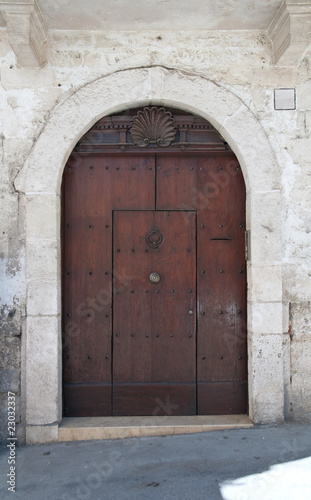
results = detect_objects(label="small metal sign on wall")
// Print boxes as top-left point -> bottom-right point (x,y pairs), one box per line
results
274,88 -> 296,110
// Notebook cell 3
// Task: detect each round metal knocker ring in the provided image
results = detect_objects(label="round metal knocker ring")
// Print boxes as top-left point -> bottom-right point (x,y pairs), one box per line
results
149,272 -> 160,283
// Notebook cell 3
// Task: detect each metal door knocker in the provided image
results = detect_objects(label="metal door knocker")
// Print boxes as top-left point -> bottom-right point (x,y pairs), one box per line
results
146,226 -> 163,249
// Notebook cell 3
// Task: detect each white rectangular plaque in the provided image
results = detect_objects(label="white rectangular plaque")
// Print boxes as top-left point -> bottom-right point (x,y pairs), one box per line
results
274,88 -> 296,110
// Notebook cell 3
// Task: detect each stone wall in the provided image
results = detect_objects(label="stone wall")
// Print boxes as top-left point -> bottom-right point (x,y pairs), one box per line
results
0,70 -> 26,443
0,28 -> 310,443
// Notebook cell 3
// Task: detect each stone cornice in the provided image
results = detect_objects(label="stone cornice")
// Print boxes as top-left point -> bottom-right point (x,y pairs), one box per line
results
0,0 -> 47,67
268,0 -> 311,65
0,0 -> 310,68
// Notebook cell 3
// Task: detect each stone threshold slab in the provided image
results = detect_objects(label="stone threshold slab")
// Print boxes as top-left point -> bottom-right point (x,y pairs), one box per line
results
58,415 -> 253,442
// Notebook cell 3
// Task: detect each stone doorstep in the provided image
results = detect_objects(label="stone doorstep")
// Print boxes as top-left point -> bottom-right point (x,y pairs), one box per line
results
58,415 -> 253,442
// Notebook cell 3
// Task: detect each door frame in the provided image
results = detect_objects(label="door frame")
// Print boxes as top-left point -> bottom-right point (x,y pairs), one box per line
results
17,67 -> 284,443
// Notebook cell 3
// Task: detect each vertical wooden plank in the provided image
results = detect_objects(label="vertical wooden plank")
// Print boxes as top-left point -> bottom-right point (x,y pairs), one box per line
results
157,153 -> 247,415
62,154 -> 155,416
113,210 -> 196,416
195,155 -> 247,414
156,154 -> 198,211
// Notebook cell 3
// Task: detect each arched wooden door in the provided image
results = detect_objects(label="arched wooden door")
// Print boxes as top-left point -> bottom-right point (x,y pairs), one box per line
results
62,107 -> 247,417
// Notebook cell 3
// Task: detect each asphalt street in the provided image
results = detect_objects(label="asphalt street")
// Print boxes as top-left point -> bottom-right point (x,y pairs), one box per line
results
1,422 -> 311,500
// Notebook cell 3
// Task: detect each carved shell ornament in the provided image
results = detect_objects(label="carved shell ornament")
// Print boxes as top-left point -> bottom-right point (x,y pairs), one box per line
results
130,107 -> 176,147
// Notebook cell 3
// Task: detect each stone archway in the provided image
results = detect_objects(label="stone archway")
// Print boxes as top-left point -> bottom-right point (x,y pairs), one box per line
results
15,66 -> 284,443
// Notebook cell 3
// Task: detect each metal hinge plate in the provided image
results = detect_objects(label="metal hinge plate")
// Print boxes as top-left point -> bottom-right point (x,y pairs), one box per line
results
245,230 -> 250,260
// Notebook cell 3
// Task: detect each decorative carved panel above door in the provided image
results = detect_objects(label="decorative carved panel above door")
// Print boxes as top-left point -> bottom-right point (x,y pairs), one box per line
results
74,106 -> 230,154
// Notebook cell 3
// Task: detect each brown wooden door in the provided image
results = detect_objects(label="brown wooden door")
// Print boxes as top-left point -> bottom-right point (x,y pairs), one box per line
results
62,150 -> 247,417
113,210 -> 196,415
62,154 -> 155,416
157,154 -> 247,414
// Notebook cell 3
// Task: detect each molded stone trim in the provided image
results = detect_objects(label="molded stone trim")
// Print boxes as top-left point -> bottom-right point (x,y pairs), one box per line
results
268,0 -> 311,65
0,0 -> 47,67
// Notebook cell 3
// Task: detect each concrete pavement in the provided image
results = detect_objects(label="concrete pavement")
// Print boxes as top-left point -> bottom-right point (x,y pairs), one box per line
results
1,422 -> 311,500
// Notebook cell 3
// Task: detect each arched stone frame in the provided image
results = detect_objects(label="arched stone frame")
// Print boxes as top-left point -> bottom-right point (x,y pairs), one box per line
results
15,66 -> 284,443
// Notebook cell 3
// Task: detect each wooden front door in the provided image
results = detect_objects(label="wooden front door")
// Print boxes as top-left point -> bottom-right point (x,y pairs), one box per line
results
113,210 -> 196,415
156,154 -> 247,414
62,154 -> 155,416
62,119 -> 247,417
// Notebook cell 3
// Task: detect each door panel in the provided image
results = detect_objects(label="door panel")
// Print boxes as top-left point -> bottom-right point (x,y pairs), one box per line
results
113,210 -> 196,415
157,153 -> 247,414
197,381 -> 248,415
62,154 -> 155,416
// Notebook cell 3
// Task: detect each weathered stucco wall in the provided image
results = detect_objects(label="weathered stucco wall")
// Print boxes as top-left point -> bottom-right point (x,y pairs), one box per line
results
0,28 -> 310,444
